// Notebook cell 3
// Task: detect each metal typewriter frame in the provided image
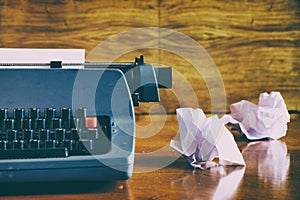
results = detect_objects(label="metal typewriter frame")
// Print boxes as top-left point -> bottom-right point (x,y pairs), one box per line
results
0,56 -> 172,182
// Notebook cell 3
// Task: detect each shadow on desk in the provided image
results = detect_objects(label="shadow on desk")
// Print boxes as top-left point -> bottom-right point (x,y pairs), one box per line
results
0,180 -> 130,197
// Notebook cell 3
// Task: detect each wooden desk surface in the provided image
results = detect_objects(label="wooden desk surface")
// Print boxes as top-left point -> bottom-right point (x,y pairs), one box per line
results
0,114 -> 299,200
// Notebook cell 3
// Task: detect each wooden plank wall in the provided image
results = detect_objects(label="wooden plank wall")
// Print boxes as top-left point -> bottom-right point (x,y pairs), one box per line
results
0,0 -> 299,113
159,0 -> 300,113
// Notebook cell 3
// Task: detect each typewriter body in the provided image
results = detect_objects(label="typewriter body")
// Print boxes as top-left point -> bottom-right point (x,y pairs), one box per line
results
0,49 -> 171,182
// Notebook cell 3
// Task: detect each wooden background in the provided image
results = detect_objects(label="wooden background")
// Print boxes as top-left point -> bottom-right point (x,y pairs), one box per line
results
0,0 -> 299,113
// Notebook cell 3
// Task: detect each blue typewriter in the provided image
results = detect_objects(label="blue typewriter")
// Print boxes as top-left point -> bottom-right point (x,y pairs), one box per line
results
0,49 -> 171,182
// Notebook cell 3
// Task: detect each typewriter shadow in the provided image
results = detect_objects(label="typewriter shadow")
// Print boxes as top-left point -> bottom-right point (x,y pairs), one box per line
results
0,180 -> 131,197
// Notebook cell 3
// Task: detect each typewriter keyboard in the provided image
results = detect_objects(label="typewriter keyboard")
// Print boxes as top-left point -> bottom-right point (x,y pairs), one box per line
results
0,108 -> 111,159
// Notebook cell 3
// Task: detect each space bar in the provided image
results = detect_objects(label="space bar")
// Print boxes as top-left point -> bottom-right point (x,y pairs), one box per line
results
0,148 -> 69,159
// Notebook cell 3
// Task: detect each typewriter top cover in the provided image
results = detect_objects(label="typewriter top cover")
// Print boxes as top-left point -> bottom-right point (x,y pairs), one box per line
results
0,48 -> 172,182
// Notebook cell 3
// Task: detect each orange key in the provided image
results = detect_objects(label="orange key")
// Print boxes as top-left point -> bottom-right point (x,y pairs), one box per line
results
85,117 -> 97,128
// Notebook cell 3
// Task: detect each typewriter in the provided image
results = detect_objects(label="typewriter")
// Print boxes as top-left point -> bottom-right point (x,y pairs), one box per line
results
0,49 -> 172,182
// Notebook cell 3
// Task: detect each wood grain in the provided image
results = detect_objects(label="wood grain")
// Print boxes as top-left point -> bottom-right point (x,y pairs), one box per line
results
0,0 -> 299,113
0,0 -> 158,50
0,114 -> 300,199
158,0 -> 300,112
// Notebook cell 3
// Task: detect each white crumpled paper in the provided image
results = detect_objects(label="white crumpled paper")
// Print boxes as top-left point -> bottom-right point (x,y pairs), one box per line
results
170,108 -> 245,169
222,91 -> 290,140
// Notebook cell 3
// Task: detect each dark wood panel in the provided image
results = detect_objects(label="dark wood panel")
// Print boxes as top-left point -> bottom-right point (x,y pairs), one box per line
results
158,0 -> 300,112
0,0 -> 159,52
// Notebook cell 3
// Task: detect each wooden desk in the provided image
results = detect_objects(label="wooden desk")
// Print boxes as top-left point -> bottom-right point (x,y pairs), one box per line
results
0,114 -> 299,200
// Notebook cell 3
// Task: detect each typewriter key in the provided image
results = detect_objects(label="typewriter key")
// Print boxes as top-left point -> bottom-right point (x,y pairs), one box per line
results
55,128 -> 66,140
80,129 -> 89,139
0,109 -> 7,130
62,140 -> 76,151
85,117 -> 97,128
22,129 -> 34,140
14,108 -> 25,119
0,108 -> 7,119
35,118 -> 45,130
0,140 -> 8,150
88,129 -> 99,140
45,108 -> 56,119
3,119 -> 14,130
6,130 -> 17,141
44,140 -> 56,148
78,139 -> 93,153
29,139 -> 41,149
14,108 -> 25,129
38,129 -> 49,141
76,108 -> 86,129
70,128 -> 80,140
68,118 -> 79,129
12,140 -> 24,150
51,118 -> 62,129
64,130 -> 72,140
29,108 -> 40,128
21,118 -> 32,129
45,108 -> 56,128
61,108 -> 71,128
29,108 -> 40,119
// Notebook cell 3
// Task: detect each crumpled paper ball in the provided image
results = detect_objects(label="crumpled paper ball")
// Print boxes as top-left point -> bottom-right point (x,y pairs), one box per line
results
225,91 -> 290,140
170,108 -> 245,169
